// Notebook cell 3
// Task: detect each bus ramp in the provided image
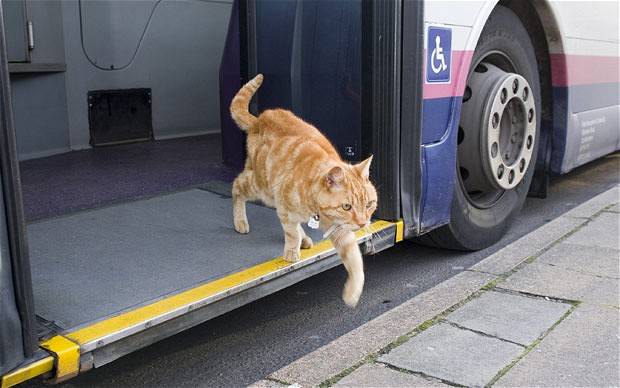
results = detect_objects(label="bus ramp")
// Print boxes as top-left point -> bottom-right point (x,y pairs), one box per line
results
24,188 -> 401,382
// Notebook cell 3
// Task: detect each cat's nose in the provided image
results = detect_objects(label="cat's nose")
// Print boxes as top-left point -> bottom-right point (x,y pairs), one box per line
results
357,222 -> 367,229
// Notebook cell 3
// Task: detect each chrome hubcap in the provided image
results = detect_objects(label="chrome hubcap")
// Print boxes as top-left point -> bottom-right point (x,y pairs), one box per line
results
458,62 -> 536,201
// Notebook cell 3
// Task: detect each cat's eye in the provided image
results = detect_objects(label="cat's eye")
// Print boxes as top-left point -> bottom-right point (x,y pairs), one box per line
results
342,203 -> 352,211
366,200 -> 375,208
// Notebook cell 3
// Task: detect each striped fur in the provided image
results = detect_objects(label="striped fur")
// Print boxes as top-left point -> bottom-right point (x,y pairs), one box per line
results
230,74 -> 377,307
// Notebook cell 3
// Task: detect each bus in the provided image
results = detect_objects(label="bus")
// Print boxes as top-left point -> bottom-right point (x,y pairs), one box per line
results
1,0 -> 618,385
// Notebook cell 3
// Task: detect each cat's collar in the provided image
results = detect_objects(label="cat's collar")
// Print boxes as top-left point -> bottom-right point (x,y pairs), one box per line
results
322,223 -> 339,239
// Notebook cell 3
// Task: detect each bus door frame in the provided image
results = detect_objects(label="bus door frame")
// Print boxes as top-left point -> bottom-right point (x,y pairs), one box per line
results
0,4 -> 38,375
362,0 -> 424,237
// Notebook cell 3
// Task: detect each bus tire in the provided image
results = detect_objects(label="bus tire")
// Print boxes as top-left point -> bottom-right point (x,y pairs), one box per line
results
419,5 -> 541,251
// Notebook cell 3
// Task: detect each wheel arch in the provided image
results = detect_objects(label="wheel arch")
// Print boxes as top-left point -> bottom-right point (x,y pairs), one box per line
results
449,0 -> 566,195
497,0 -> 567,196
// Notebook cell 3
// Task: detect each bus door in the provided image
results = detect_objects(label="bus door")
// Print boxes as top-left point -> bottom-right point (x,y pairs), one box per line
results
221,0 -> 425,229
0,3 -> 38,376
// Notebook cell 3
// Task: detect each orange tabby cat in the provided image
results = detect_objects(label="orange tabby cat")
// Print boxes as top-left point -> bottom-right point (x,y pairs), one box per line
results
230,74 -> 377,307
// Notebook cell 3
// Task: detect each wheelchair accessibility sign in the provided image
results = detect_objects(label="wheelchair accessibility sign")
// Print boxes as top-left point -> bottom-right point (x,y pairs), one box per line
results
426,26 -> 452,83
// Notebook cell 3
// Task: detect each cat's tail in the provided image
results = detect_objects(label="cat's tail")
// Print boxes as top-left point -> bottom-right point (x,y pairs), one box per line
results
230,73 -> 264,131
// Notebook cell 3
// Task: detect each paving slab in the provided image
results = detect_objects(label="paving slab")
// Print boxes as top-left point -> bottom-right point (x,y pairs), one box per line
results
500,237 -> 620,307
563,211 -> 619,250
470,216 -> 584,276
561,185 -> 618,218
536,242 -> 619,279
378,323 -> 524,388
495,304 -> 620,387
335,363 -> 449,387
268,271 -> 495,387
500,261 -> 619,306
446,291 -> 572,346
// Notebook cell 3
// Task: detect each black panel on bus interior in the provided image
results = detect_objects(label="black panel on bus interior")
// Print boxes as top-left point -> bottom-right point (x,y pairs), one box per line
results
27,189 -> 325,330
88,89 -> 154,147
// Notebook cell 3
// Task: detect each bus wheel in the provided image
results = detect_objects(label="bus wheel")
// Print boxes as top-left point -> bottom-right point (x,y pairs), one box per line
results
420,5 -> 541,250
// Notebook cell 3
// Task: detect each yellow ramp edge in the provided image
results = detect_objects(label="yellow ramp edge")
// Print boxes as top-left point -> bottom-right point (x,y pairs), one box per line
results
2,335 -> 80,387
40,335 -> 80,383
1,357 -> 54,388
395,219 -> 404,242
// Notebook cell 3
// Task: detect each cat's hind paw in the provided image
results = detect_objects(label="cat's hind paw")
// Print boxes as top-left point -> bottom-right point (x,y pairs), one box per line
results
283,249 -> 301,263
234,219 -> 250,234
301,236 -> 313,249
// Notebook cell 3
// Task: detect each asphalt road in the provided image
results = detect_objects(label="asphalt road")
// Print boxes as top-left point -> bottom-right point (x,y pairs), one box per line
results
24,153 -> 618,388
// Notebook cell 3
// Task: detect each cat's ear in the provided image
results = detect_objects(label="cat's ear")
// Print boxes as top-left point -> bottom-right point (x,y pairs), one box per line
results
355,155 -> 373,180
326,166 -> 345,191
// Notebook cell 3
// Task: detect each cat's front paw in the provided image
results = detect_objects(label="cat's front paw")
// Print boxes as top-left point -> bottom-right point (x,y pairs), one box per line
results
283,248 -> 301,263
234,219 -> 250,234
342,278 -> 363,308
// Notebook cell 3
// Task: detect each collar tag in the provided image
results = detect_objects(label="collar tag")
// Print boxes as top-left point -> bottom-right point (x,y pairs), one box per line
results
307,215 -> 320,229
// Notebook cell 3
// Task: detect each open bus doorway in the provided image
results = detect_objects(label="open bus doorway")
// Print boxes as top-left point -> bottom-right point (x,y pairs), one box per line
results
3,0 -> 380,369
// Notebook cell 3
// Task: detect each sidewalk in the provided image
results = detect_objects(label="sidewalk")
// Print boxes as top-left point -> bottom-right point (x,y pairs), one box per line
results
251,185 -> 619,388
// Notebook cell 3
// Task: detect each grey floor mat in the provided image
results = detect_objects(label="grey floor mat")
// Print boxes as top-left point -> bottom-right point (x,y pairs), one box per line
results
28,189 -> 324,330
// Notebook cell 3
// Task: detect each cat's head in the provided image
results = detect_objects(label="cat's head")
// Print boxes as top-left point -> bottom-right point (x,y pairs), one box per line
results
317,156 -> 377,232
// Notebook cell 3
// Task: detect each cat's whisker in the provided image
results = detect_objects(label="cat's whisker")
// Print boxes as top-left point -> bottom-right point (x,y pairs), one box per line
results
364,224 -> 390,256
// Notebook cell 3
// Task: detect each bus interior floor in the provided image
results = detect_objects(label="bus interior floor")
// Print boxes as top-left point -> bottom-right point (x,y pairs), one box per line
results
27,188 -> 323,330
18,134 -> 324,332
18,133 -> 239,222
